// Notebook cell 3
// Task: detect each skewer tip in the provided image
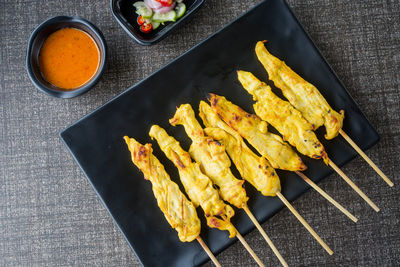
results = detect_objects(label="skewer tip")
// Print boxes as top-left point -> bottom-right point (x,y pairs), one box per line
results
339,130 -> 394,188
328,160 -> 380,212
295,171 -> 359,223
243,205 -> 289,267
276,192 -> 333,255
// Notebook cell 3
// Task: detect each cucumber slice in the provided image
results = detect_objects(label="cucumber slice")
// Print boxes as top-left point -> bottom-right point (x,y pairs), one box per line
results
175,3 -> 186,19
133,1 -> 153,18
152,10 -> 176,23
152,21 -> 160,30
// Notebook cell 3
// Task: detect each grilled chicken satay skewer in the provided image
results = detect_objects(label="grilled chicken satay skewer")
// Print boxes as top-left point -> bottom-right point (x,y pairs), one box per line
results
123,137 -> 221,267
238,70 -> 329,164
200,101 -> 357,223
170,104 -> 249,209
149,125 -> 265,267
207,96 -> 333,255
208,94 -> 304,172
200,101 -> 291,265
255,41 -> 393,187
238,70 -> 379,212
199,101 -> 281,197
170,104 -> 287,267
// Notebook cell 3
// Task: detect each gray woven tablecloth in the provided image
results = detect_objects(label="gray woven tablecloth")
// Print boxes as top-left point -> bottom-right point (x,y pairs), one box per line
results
1,0 -> 399,266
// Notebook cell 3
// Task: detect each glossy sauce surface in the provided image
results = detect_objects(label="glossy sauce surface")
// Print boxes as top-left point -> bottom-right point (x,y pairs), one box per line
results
39,28 -> 100,89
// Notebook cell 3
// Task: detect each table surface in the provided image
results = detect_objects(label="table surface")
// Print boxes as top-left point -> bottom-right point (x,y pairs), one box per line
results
1,0 -> 399,266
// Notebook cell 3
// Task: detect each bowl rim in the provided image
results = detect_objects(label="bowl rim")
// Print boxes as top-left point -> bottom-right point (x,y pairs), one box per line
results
26,16 -> 107,98
110,0 -> 205,46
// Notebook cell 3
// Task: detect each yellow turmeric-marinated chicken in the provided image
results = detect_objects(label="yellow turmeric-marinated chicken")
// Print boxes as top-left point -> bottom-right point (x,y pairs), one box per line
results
199,101 -> 281,196
238,70 -> 329,164
255,41 -> 344,140
170,104 -> 248,209
209,94 -> 306,171
149,125 -> 237,238
123,136 -> 201,242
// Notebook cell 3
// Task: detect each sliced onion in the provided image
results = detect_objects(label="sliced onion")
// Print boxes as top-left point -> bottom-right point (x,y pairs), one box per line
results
154,2 -> 175,13
144,0 -> 162,10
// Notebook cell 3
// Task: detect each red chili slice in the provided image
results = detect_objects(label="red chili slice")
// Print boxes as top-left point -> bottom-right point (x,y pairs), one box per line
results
140,23 -> 153,33
137,15 -> 145,26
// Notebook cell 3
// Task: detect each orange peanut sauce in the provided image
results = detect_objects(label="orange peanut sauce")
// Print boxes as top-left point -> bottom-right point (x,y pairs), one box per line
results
39,28 -> 100,90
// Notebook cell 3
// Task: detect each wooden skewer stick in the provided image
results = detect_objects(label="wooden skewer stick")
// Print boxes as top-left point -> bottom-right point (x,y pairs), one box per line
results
276,192 -> 334,255
243,205 -> 288,267
295,171 -> 358,223
220,215 -> 265,267
235,230 -> 266,267
339,129 -> 394,187
196,237 -> 222,267
328,160 -> 380,212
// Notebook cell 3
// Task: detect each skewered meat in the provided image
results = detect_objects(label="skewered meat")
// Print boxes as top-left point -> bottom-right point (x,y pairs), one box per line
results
255,41 -> 344,139
209,93 -> 306,171
123,136 -> 201,242
149,125 -> 237,238
170,104 -> 248,209
238,70 -> 328,164
199,101 -> 281,196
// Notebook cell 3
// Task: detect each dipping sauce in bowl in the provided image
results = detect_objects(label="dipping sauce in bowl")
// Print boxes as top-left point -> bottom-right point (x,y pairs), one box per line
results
39,28 -> 100,90
26,16 -> 107,98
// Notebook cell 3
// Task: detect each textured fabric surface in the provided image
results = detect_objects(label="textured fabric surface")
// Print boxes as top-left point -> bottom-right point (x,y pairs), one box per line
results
1,0 -> 399,266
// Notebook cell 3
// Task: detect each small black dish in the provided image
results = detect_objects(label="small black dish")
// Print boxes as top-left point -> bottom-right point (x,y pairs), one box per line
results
26,16 -> 107,98
111,0 -> 205,45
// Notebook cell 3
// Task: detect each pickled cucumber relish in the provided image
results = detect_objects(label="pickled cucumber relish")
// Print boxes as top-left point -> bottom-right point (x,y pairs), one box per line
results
133,0 -> 186,33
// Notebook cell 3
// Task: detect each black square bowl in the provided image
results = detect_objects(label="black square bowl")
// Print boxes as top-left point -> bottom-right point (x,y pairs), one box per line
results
111,0 -> 205,45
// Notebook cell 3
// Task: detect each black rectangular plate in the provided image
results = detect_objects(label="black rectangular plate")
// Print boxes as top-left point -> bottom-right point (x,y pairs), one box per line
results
111,0 -> 205,45
61,0 -> 380,266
